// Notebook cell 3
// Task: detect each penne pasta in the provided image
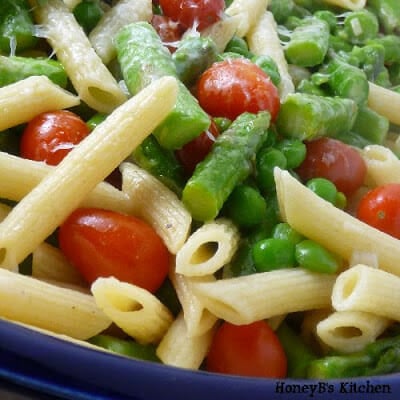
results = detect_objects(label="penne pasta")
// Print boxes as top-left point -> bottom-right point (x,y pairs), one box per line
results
316,310 -> 390,353
368,82 -> 400,126
175,219 -> 239,277
191,268 -> 335,325
156,312 -> 216,370
120,162 -> 192,254
225,0 -> 269,38
201,16 -> 238,53
322,0 -> 366,10
274,168 -> 400,277
0,269 -> 111,339
332,264 -> 400,322
0,76 -> 79,131
246,11 -> 295,101
30,0 -> 127,113
89,0 -> 152,64
0,76 -> 178,270
91,277 -> 174,344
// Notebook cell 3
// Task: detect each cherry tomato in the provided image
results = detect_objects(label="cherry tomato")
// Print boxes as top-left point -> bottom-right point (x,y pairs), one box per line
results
175,119 -> 219,175
151,15 -> 184,52
197,58 -> 280,122
159,0 -> 225,31
356,183 -> 400,239
206,321 -> 287,378
20,110 -> 90,166
296,137 -> 367,196
58,208 -> 170,293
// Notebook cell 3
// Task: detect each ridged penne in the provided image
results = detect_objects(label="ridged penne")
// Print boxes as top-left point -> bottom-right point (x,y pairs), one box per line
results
156,312 -> 216,370
0,76 -> 178,269
322,0 -> 366,10
246,11 -> 295,101
175,218 -> 239,277
89,0 -> 152,64
201,16 -> 238,53
0,269 -> 111,339
274,168 -> 400,277
368,82 -> 400,126
0,76 -> 79,131
120,162 -> 192,254
30,0 -> 127,113
91,277 -> 174,344
191,268 -> 335,325
316,310 -> 390,353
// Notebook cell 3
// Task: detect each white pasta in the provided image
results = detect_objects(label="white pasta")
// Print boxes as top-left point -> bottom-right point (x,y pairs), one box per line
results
368,82 -> 400,126
91,277 -> 174,344
201,16 -> 238,53
322,0 -> 366,10
175,218 -> 240,277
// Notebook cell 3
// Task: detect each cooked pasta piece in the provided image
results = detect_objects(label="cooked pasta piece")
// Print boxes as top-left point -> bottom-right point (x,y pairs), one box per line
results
332,264 -> 400,322
191,268 -> 335,325
361,144 -> 400,186
0,76 -> 178,270
368,83 -> 400,126
169,271 -> 218,337
322,0 -> 366,10
201,16 -> 238,53
89,0 -> 152,64
246,11 -> 295,100
301,309 -> 333,355
91,277 -> 174,344
62,0 -> 81,9
0,269 -> 111,339
0,152 -> 134,215
274,168 -> 400,277
156,311 -> 216,369
0,76 -> 79,131
175,218 -> 239,277
225,0 -> 269,38
32,242 -> 86,287
316,310 -> 390,353
120,162 -> 192,254
30,0 -> 127,113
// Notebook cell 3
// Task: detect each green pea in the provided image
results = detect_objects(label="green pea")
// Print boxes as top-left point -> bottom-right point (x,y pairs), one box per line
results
224,35 -> 253,58
86,113 -> 107,131
272,222 -> 304,245
252,238 -> 296,272
256,147 -> 287,193
224,184 -> 267,228
295,240 -> 340,274
306,177 -> 338,205
314,10 -> 337,33
213,117 -> 231,133
252,54 -> 281,86
343,9 -> 379,45
275,138 -> 307,169
73,0 -> 104,34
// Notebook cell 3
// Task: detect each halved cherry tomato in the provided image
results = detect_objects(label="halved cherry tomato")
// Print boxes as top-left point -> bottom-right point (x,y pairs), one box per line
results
151,14 -> 184,52
357,183 -> 400,239
175,119 -> 219,175
197,58 -> 280,122
20,110 -> 90,166
206,321 -> 287,378
58,208 -> 170,293
159,0 -> 225,31
296,137 -> 367,196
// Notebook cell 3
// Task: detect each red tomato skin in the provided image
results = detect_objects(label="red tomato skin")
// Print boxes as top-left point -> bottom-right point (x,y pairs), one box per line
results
151,14 -> 184,52
20,110 -> 90,166
296,137 -> 367,196
175,119 -> 219,175
357,183 -> 400,239
58,208 -> 170,293
206,321 -> 287,378
159,0 -> 225,31
197,58 -> 280,122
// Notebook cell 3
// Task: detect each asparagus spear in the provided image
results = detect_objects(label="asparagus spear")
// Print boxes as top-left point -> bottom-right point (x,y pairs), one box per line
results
182,111 -> 270,222
115,22 -> 210,150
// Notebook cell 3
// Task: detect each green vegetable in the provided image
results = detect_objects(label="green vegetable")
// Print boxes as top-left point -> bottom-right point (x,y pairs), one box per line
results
276,92 -> 358,140
255,147 -> 287,193
367,35 -> 400,64
89,334 -> 160,362
306,177 -> 338,205
0,55 -> 68,88
284,16 -> 330,67
0,0 -> 38,54
73,0 -> 104,34
341,9 -> 379,45
252,237 -> 296,272
274,138 -> 306,169
272,222 -> 304,245
251,54 -> 281,87
182,112 -> 270,222
86,113 -> 107,131
367,0 -> 400,34
308,334 -> 400,378
172,35 -> 218,87
115,22 -> 210,150
130,135 -> 185,195
224,35 -> 253,58
295,239 -> 340,274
